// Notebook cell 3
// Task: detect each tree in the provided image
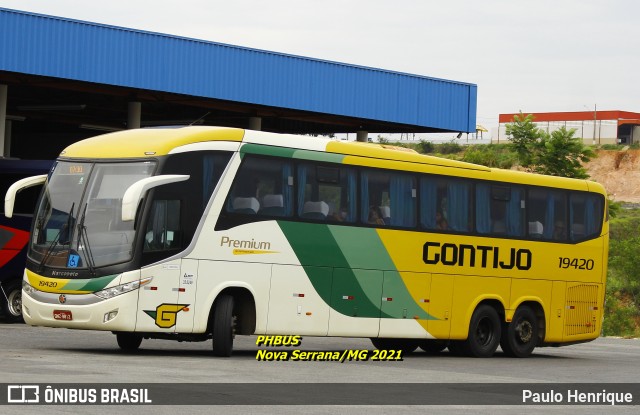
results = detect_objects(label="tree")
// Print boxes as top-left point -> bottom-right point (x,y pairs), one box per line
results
505,113 -> 595,179
505,112 -> 543,168
534,126 -> 595,179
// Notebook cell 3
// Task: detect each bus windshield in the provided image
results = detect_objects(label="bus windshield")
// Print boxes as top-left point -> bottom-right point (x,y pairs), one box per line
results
29,161 -> 156,270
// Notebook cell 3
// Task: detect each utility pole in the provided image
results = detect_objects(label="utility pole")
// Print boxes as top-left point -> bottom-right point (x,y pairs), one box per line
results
593,104 -> 597,145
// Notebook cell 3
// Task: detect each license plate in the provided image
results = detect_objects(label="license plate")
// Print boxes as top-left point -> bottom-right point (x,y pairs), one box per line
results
53,310 -> 73,321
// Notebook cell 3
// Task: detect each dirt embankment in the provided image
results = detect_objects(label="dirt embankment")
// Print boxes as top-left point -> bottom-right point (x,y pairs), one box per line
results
586,149 -> 640,203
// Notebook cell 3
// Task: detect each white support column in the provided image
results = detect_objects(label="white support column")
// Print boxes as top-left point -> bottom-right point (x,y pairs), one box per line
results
356,130 -> 368,142
0,84 -> 7,156
128,101 -> 141,129
249,117 -> 262,131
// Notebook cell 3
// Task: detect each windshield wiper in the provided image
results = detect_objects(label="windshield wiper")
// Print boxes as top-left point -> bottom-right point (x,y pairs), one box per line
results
76,203 -> 96,276
62,202 -> 76,245
38,203 -> 75,273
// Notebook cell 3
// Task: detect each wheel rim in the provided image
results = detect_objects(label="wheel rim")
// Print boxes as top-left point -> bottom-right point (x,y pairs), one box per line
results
515,319 -> 533,344
476,317 -> 494,346
7,290 -> 21,316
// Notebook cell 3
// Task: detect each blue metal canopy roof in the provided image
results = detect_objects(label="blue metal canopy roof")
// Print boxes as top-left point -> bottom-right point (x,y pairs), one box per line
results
0,7 -> 476,133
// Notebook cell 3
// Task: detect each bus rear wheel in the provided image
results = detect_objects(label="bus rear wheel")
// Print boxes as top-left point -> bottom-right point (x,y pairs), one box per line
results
212,294 -> 236,357
501,306 -> 538,358
1,281 -> 24,323
116,333 -> 142,351
370,338 -> 419,354
461,304 -> 501,357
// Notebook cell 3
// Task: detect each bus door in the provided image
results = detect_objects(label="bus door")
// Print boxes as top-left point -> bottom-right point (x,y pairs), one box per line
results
379,271 -> 431,338
135,259 -> 181,332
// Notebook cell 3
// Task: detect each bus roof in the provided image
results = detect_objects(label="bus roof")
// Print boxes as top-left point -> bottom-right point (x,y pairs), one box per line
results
59,126 -> 606,195
60,126 -> 245,159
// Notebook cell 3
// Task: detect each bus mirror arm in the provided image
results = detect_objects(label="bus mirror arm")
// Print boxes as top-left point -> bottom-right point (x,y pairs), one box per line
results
121,175 -> 190,222
4,174 -> 47,219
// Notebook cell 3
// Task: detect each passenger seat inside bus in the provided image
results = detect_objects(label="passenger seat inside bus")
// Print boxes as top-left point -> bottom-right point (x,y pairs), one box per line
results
302,201 -> 329,220
260,194 -> 285,216
379,206 -> 391,224
528,221 -> 543,238
232,197 -> 260,214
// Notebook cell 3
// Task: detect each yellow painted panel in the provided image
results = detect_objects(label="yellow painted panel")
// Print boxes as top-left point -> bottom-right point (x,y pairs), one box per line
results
61,126 -> 245,158
378,228 -> 605,284
25,269 -> 75,294
449,275 -> 511,339
508,278 -> 552,338
547,281 -> 567,342
392,271 -> 430,314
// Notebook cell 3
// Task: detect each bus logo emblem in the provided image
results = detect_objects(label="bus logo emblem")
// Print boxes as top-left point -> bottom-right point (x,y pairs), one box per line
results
144,303 -> 189,328
58,295 -> 67,304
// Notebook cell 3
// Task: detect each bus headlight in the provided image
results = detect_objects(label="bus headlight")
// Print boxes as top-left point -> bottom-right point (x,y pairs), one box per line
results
22,280 -> 37,296
94,277 -> 153,300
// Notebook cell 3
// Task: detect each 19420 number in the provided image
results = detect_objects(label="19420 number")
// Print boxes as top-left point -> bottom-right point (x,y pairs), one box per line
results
558,257 -> 594,270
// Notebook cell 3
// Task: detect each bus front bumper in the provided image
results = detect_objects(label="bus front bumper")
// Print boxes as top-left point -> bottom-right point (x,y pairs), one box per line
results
21,288 -> 138,331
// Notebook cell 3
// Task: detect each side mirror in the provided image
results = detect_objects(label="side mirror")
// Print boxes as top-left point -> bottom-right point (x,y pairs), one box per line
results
121,175 -> 189,221
4,174 -> 47,218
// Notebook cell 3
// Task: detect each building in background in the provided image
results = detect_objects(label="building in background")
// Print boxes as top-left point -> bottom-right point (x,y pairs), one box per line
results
0,8 -> 477,160
496,111 -> 640,145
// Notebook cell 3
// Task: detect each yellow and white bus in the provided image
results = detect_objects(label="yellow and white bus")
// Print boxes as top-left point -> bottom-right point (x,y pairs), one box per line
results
5,126 -> 608,357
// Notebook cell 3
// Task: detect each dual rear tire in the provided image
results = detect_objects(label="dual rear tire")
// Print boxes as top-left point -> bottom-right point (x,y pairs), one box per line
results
500,306 -> 539,358
449,304 -> 538,358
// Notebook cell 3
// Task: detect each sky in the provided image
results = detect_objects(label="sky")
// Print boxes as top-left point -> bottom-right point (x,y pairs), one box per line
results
0,0 -> 638,139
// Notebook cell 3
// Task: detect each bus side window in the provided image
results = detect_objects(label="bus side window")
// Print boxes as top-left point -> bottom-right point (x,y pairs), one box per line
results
387,171 -> 416,228
144,199 -> 181,251
476,184 -> 524,237
443,178 -> 471,232
570,193 -> 603,241
298,162 -> 356,223
227,157 -> 293,218
527,188 -> 567,241
361,169 -> 416,227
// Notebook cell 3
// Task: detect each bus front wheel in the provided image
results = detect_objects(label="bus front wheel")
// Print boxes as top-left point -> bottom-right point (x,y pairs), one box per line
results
462,304 -> 501,357
1,280 -> 23,323
116,333 -> 142,351
212,294 -> 236,357
500,306 -> 538,358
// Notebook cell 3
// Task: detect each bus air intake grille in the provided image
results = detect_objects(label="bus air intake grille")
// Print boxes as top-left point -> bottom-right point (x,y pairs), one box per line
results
564,284 -> 598,336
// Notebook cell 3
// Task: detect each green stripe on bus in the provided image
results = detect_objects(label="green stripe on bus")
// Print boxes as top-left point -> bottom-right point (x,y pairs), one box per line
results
278,222 -> 433,319
240,144 -> 345,164
327,226 -> 395,270
292,149 -> 345,164
278,221 -> 387,318
329,226 -> 434,320
240,144 -> 297,158
77,274 -> 119,292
